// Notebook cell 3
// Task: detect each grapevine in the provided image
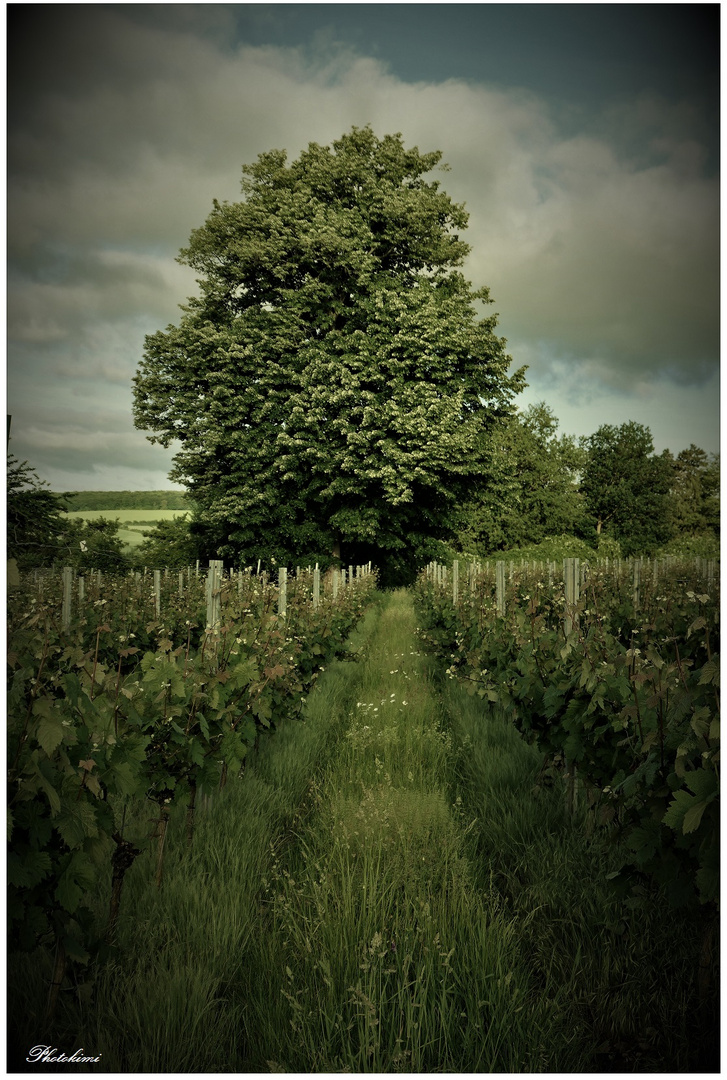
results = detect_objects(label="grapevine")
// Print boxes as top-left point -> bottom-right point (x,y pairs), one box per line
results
415,558 -> 719,917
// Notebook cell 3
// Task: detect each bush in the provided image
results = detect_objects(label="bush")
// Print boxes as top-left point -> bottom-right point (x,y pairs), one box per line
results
657,532 -> 720,560
491,534 -> 598,564
596,535 -> 622,560
133,517 -> 199,569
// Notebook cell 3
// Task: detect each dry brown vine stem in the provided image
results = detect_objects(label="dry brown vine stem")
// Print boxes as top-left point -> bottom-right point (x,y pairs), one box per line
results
44,936 -> 66,1025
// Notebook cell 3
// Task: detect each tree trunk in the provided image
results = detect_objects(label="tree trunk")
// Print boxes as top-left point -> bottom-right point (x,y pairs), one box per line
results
107,833 -> 141,943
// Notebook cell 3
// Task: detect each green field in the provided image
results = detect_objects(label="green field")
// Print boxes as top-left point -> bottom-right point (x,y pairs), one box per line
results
65,508 -> 189,549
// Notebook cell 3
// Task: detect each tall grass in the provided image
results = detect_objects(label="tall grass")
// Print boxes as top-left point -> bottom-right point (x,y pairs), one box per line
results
237,591 -> 570,1072
441,678 -> 718,1072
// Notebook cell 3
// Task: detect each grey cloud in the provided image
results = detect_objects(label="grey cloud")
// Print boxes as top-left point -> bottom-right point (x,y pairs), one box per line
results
9,255 -> 196,344
7,7 -> 719,489
9,404 -> 180,491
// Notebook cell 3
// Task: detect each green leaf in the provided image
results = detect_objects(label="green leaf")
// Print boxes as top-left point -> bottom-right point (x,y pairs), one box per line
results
563,732 -> 584,763
685,768 -> 718,802
63,934 -> 90,965
100,758 -> 143,798
55,800 -> 99,849
60,672 -> 84,708
662,790 -> 692,832
698,657 -> 720,686
695,863 -> 719,905
55,852 -> 96,914
31,758 -> 61,816
220,729 -> 246,768
7,849 -> 52,889
189,738 -> 205,767
624,821 -> 661,865
35,707 -> 65,756
682,800 -> 708,835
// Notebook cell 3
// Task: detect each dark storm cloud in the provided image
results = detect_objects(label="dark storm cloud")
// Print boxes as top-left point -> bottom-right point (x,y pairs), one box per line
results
7,4 -> 720,488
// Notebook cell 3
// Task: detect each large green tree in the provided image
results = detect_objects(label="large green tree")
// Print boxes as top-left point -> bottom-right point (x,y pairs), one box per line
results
133,127 -> 525,584
580,422 -> 672,555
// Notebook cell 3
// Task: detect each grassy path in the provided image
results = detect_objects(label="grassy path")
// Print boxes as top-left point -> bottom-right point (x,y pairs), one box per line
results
237,589 -> 561,1072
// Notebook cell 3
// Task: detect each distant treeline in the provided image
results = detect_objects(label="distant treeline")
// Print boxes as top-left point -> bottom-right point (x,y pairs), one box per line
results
57,490 -> 190,511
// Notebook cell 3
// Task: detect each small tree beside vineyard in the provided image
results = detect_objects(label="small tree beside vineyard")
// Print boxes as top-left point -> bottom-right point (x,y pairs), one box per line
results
580,422 -> 672,555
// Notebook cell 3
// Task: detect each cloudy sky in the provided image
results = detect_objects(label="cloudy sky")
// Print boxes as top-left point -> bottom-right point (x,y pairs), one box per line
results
7,3 -> 720,491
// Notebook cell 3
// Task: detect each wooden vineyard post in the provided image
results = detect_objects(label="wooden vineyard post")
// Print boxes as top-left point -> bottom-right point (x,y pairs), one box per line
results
206,560 -> 223,630
452,560 -> 459,606
78,575 -> 85,606
179,571 -> 184,598
155,805 -> 170,888
278,567 -> 287,617
563,557 -> 580,817
313,564 -> 320,609
632,559 -> 641,612
332,568 -> 339,600
154,570 -> 161,619
62,567 -> 73,630
496,561 -> 506,617
563,558 -> 580,637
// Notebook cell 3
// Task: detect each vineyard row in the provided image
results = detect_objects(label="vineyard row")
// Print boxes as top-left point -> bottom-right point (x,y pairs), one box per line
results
7,561 -> 378,1021
414,556 -> 720,922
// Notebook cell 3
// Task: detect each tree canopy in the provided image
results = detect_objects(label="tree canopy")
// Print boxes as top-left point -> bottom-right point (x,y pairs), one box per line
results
580,422 -> 672,555
458,402 -> 585,552
664,444 -> 720,540
133,126 -> 525,584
